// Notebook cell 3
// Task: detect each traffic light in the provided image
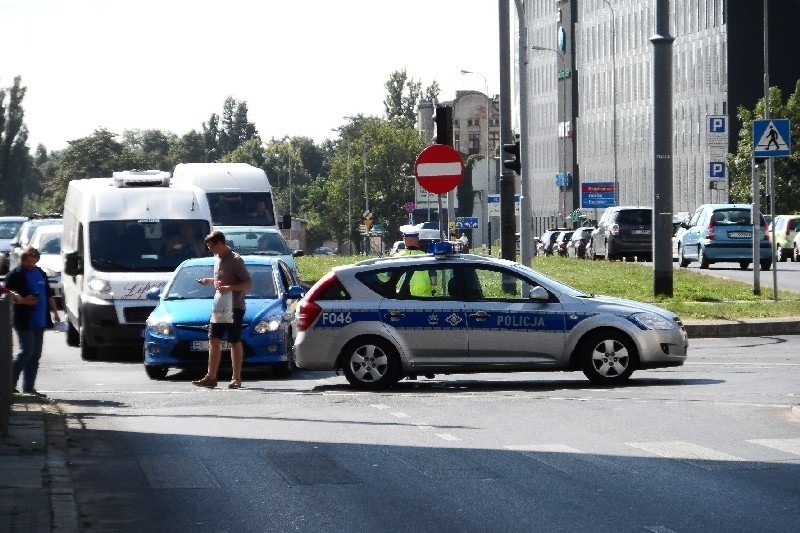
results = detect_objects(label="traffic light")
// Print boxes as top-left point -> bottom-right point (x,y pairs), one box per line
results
503,140 -> 521,174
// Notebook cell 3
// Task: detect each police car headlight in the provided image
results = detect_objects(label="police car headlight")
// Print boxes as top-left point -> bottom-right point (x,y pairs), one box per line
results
629,312 -> 675,330
147,321 -> 173,336
87,275 -> 113,298
254,317 -> 282,334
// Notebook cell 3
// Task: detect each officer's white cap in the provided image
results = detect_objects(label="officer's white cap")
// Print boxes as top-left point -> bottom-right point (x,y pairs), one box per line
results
399,224 -> 419,236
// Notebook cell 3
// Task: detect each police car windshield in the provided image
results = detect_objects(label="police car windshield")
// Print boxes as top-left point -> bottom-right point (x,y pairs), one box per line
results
512,262 -> 591,297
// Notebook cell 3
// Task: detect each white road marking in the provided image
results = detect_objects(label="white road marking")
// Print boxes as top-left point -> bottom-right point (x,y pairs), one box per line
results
748,437 -> 800,456
390,412 -> 410,418
627,441 -> 745,469
435,433 -> 460,441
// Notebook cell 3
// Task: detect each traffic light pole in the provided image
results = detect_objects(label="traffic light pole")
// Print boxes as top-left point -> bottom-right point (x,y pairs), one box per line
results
498,0 -> 516,262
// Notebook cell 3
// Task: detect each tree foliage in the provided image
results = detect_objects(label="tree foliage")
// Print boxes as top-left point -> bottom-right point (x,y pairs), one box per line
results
729,82 -> 800,213
0,76 -> 34,214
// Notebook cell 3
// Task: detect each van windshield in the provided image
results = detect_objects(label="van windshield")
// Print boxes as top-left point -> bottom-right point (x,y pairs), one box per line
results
89,219 -> 211,272
206,192 -> 276,227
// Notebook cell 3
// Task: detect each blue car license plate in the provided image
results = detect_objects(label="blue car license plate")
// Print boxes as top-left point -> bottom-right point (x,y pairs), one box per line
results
728,231 -> 752,238
191,340 -> 231,351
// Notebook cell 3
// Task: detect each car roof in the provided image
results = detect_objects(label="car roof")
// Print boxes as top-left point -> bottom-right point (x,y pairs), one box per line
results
0,216 -> 28,222
178,255 -> 286,268
31,224 -> 63,235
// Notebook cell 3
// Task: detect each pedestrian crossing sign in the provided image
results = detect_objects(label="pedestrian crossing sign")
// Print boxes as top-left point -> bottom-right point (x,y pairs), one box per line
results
753,119 -> 791,157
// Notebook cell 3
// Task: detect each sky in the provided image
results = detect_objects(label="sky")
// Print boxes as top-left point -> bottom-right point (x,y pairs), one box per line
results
1,0 -> 502,152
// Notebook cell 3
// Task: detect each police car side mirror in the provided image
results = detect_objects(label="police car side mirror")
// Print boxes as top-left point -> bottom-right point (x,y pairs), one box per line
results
292,250 -> 304,257
528,286 -> 550,302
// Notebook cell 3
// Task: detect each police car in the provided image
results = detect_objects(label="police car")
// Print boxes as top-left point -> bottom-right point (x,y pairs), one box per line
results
295,243 -> 688,389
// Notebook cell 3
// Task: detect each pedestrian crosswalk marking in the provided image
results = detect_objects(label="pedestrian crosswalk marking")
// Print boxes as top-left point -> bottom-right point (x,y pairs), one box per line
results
748,437 -> 800,456
627,441 -> 745,470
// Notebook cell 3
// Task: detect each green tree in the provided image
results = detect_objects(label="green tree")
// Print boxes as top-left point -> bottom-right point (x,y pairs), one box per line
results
43,129 -> 130,209
0,76 -> 33,215
383,69 -> 422,128
323,116 -> 424,251
729,82 -> 800,213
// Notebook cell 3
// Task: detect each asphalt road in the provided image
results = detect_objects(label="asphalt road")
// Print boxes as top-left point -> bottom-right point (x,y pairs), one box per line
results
674,257 -> 800,293
31,331 -> 800,532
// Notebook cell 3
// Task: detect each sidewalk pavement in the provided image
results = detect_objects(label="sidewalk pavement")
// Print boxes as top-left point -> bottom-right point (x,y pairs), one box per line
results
1,394 -> 79,532
2,318 -> 799,532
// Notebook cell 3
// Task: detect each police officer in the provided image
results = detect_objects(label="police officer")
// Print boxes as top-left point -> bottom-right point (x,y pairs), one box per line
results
396,225 -> 437,296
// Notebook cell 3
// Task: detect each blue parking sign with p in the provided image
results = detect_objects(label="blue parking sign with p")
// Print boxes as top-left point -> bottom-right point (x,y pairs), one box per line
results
709,116 -> 726,133
709,162 -> 726,179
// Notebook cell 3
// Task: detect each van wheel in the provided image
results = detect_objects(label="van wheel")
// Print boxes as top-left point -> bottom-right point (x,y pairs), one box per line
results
760,260 -> 772,271
66,320 -> 80,347
739,260 -> 751,270
80,321 -> 98,361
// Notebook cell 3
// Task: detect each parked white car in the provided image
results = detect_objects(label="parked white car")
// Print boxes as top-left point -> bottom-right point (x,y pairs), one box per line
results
29,224 -> 64,307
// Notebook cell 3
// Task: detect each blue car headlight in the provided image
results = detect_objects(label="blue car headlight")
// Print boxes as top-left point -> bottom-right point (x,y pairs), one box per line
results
148,321 -> 174,336
254,317 -> 282,334
628,312 -> 675,331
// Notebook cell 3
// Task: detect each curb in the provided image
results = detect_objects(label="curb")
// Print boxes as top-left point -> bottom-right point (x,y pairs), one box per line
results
683,318 -> 800,338
43,402 -> 80,532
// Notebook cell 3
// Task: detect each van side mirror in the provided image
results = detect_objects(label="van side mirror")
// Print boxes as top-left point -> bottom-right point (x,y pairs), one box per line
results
279,213 -> 292,230
63,251 -> 82,277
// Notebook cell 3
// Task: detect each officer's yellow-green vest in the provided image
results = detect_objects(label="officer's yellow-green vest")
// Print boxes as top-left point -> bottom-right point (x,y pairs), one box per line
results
395,248 -> 433,296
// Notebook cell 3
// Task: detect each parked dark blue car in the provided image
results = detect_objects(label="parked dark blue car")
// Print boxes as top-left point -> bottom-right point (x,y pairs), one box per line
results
143,256 -> 304,380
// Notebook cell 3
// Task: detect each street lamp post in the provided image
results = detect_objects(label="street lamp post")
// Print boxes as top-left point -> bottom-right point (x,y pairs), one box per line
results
460,69 -> 491,253
602,0 -> 620,205
531,45 -> 568,226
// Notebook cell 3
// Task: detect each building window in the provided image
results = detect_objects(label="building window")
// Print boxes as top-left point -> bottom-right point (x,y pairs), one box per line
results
454,133 -> 460,152
489,131 -> 500,156
468,133 -> 480,155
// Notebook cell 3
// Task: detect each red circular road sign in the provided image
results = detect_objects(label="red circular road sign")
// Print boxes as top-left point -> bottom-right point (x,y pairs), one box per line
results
414,144 -> 464,195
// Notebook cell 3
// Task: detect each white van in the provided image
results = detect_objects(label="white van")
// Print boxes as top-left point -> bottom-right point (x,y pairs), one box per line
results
61,170 -> 213,360
172,162 -> 289,230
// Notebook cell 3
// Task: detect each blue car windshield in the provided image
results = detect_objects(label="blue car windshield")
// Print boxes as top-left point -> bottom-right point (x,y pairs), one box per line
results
164,264 -> 278,300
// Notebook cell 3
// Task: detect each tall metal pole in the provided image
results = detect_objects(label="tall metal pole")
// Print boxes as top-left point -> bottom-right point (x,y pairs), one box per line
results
651,0 -> 674,297
514,0 -> 531,269
347,139 -> 352,254
499,0 -> 516,262
764,0 -> 777,300
603,0 -> 619,205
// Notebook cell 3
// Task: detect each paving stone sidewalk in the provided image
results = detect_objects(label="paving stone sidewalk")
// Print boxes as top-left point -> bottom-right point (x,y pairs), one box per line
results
1,394 -> 79,532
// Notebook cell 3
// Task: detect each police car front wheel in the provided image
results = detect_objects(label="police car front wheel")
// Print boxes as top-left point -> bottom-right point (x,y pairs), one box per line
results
341,337 -> 401,390
581,331 -> 636,385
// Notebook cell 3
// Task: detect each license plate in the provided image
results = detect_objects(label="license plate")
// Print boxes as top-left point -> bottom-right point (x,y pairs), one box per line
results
728,231 -> 752,238
191,340 -> 231,351
631,229 -> 651,235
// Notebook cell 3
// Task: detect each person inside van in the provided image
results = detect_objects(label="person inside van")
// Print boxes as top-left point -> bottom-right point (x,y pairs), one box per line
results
163,222 -> 204,258
249,200 -> 275,225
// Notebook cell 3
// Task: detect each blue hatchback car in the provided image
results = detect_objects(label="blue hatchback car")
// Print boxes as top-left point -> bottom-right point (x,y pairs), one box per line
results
678,204 -> 772,270
143,256 -> 305,380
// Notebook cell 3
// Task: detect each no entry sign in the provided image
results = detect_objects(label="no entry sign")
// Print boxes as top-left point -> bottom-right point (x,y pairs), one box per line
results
414,144 -> 464,195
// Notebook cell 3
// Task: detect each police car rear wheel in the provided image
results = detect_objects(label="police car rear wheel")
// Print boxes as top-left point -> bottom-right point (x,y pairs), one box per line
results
341,337 -> 400,390
581,331 -> 636,385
